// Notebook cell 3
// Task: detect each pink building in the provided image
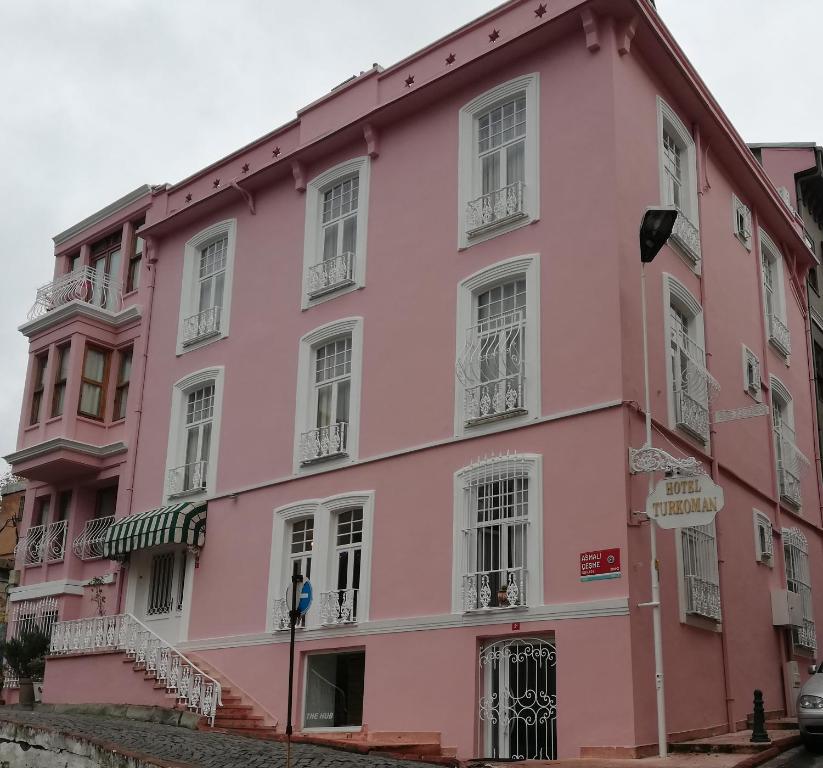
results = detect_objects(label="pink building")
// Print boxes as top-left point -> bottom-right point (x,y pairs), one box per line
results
5,0 -> 823,759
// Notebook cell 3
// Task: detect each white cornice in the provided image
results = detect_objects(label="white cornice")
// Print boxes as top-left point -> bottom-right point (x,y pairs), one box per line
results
4,439 -> 127,467
19,303 -> 142,339
9,580 -> 86,601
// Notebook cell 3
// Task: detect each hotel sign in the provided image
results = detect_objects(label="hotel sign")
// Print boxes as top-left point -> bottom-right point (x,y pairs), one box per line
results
646,475 -> 723,529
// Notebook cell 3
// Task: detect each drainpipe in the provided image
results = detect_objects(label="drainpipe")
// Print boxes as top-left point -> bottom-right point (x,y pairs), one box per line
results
692,124 -> 735,735
116,236 -> 158,614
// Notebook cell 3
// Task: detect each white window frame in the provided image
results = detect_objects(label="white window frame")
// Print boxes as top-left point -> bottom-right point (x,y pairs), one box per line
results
268,492 -> 374,632
742,344 -> 761,401
662,274 -> 710,445
752,509 -> 774,566
451,453 -> 543,614
783,527 -> 817,653
457,74 -> 540,249
293,318 -> 363,473
771,375 -> 802,509
176,219 -> 237,355
455,254 -> 540,438
732,194 -> 753,250
675,520 -> 721,630
657,98 -> 701,268
760,230 -> 791,358
164,366 -> 224,502
301,157 -> 370,309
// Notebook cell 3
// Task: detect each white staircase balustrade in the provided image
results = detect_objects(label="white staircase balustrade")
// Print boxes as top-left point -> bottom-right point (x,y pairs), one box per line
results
49,614 -> 222,725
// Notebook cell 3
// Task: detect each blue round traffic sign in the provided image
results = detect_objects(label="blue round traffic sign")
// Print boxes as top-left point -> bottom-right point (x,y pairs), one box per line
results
297,580 -> 313,616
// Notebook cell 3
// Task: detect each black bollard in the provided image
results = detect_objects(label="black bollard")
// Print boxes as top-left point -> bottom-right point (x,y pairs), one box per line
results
750,689 -> 771,743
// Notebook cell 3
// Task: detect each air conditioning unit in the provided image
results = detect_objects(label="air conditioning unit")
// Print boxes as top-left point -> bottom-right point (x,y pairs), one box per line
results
772,589 -> 803,627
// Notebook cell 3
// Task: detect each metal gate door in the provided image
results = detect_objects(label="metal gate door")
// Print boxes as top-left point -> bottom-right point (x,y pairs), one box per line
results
478,637 -> 557,760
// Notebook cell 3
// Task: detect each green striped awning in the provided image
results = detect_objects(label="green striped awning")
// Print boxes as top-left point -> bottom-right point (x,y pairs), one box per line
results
102,502 -> 206,558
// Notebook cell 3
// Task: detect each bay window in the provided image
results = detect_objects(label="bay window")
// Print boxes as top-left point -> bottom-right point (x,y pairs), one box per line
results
78,345 -> 109,420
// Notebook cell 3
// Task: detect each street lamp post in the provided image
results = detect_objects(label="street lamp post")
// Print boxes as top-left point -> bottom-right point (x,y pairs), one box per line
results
638,206 -> 678,758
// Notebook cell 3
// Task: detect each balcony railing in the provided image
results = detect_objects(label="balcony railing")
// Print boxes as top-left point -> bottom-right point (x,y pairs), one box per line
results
168,461 -> 207,497
45,520 -> 67,562
72,515 -> 115,561
21,521 -> 65,565
674,387 -> 710,442
794,618 -> 817,652
300,422 -> 348,465
466,182 -> 526,237
670,209 -> 702,265
463,569 -> 526,612
777,433 -> 803,508
49,613 -> 222,725
182,306 -> 222,346
767,313 -> 791,356
465,376 -> 525,424
685,575 -> 722,621
307,252 -> 355,298
271,597 -> 308,631
319,588 -> 358,625
27,266 -> 123,321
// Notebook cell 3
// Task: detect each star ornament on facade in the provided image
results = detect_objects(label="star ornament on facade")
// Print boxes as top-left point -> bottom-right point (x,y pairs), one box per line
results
404,74 -> 415,88
185,193 -> 192,203
535,4 -> 547,18
213,179 -> 220,188
489,29 -> 500,42
272,146 -> 281,157
445,53 -> 456,65
241,163 -> 250,174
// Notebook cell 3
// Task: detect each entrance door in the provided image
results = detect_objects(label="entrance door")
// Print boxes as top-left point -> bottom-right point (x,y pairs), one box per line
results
479,638 -> 557,760
128,547 -> 190,644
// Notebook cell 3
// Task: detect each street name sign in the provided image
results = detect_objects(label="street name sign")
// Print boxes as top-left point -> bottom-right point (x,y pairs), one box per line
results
646,475 -> 724,529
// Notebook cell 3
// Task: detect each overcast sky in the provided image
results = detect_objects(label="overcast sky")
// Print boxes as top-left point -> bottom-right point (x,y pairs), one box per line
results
0,0 -> 820,475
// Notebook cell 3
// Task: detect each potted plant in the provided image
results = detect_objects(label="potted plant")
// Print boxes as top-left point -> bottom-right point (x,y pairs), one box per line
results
2,628 -> 50,708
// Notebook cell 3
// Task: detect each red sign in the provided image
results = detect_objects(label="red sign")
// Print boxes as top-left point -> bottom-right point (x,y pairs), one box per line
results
580,548 -> 621,581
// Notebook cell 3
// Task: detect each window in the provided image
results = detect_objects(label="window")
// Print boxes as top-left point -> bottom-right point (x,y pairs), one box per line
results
458,74 -> 539,247
302,158 -> 370,305
126,218 -> 144,294
732,194 -> 752,250
664,275 -> 711,444
177,220 -> 236,353
29,352 -> 48,425
113,348 -> 133,421
679,521 -> 721,622
25,496 -> 51,565
90,231 -> 123,310
304,651 -> 365,729
810,266 -> 820,296
95,485 -> 118,519
771,378 -> 803,508
51,345 -> 70,417
78,345 -> 109,420
456,255 -> 540,436
66,252 -> 80,274
657,98 -> 701,266
784,528 -> 816,652
453,453 -> 542,613
270,493 -> 374,632
761,231 -> 790,356
147,551 -> 176,615
753,510 -> 773,565
165,367 -> 224,500
295,319 -> 363,470
742,345 -> 761,400
55,491 -> 71,522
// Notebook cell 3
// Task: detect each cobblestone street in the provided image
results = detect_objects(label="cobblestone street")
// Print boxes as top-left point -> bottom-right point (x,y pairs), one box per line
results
0,711 -> 434,768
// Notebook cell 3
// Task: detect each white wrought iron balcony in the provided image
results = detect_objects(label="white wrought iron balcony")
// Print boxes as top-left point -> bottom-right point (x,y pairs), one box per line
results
21,521 -> 67,565
466,181 -> 526,237
168,461 -> 207,497
465,377 -> 525,424
319,588 -> 358,625
72,515 -> 115,561
777,432 -> 803,508
767,313 -> 791,356
300,422 -> 348,465
271,597 -> 307,631
674,387 -> 710,442
685,575 -> 721,621
795,618 -> 817,652
27,266 -> 123,321
182,306 -> 222,346
49,613 -> 222,725
307,252 -> 355,298
670,209 -> 702,265
463,569 -> 526,612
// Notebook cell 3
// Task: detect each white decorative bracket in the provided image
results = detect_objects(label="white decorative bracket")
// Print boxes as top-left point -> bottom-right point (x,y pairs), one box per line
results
628,446 -> 705,475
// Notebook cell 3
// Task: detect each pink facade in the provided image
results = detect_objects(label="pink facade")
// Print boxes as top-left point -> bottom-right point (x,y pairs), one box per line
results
6,0 -> 823,759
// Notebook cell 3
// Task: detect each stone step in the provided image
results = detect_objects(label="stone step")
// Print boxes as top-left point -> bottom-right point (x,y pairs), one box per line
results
216,705 -> 254,716
214,717 -> 265,729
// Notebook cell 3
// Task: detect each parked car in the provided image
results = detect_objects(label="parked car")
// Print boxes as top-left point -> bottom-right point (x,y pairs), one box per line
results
798,663 -> 823,748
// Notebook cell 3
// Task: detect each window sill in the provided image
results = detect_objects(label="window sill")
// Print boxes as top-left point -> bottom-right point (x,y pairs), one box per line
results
768,336 -> 791,360
300,451 -> 349,467
307,278 -> 356,301
682,612 -> 722,633
168,487 -> 207,500
463,604 -> 528,614
461,213 -> 535,249
182,329 -> 221,348
792,645 -> 817,659
76,413 -> 105,425
45,415 -> 63,425
177,331 -> 226,356
466,210 -> 529,240
465,407 -> 528,428
675,422 -> 709,445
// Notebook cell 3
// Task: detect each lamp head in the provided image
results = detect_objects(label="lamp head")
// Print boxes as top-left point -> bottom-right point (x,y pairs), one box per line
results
640,207 -> 678,263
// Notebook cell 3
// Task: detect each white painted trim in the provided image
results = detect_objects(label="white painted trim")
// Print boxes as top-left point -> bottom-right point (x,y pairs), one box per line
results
454,254 -> 541,438
732,194 -> 753,251
741,344 -> 762,402
179,596 -> 630,652
292,317 -> 363,473
753,509 -> 774,567
662,273 -> 709,447
176,219 -> 237,355
8,580 -> 85,601
268,491 -> 375,633
760,228 -> 791,358
18,303 -> 142,339
673,522 -> 722,633
451,453 -> 543,615
163,366 -> 225,503
301,157 -> 370,309
770,374 -> 794,422
457,73 -> 540,249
